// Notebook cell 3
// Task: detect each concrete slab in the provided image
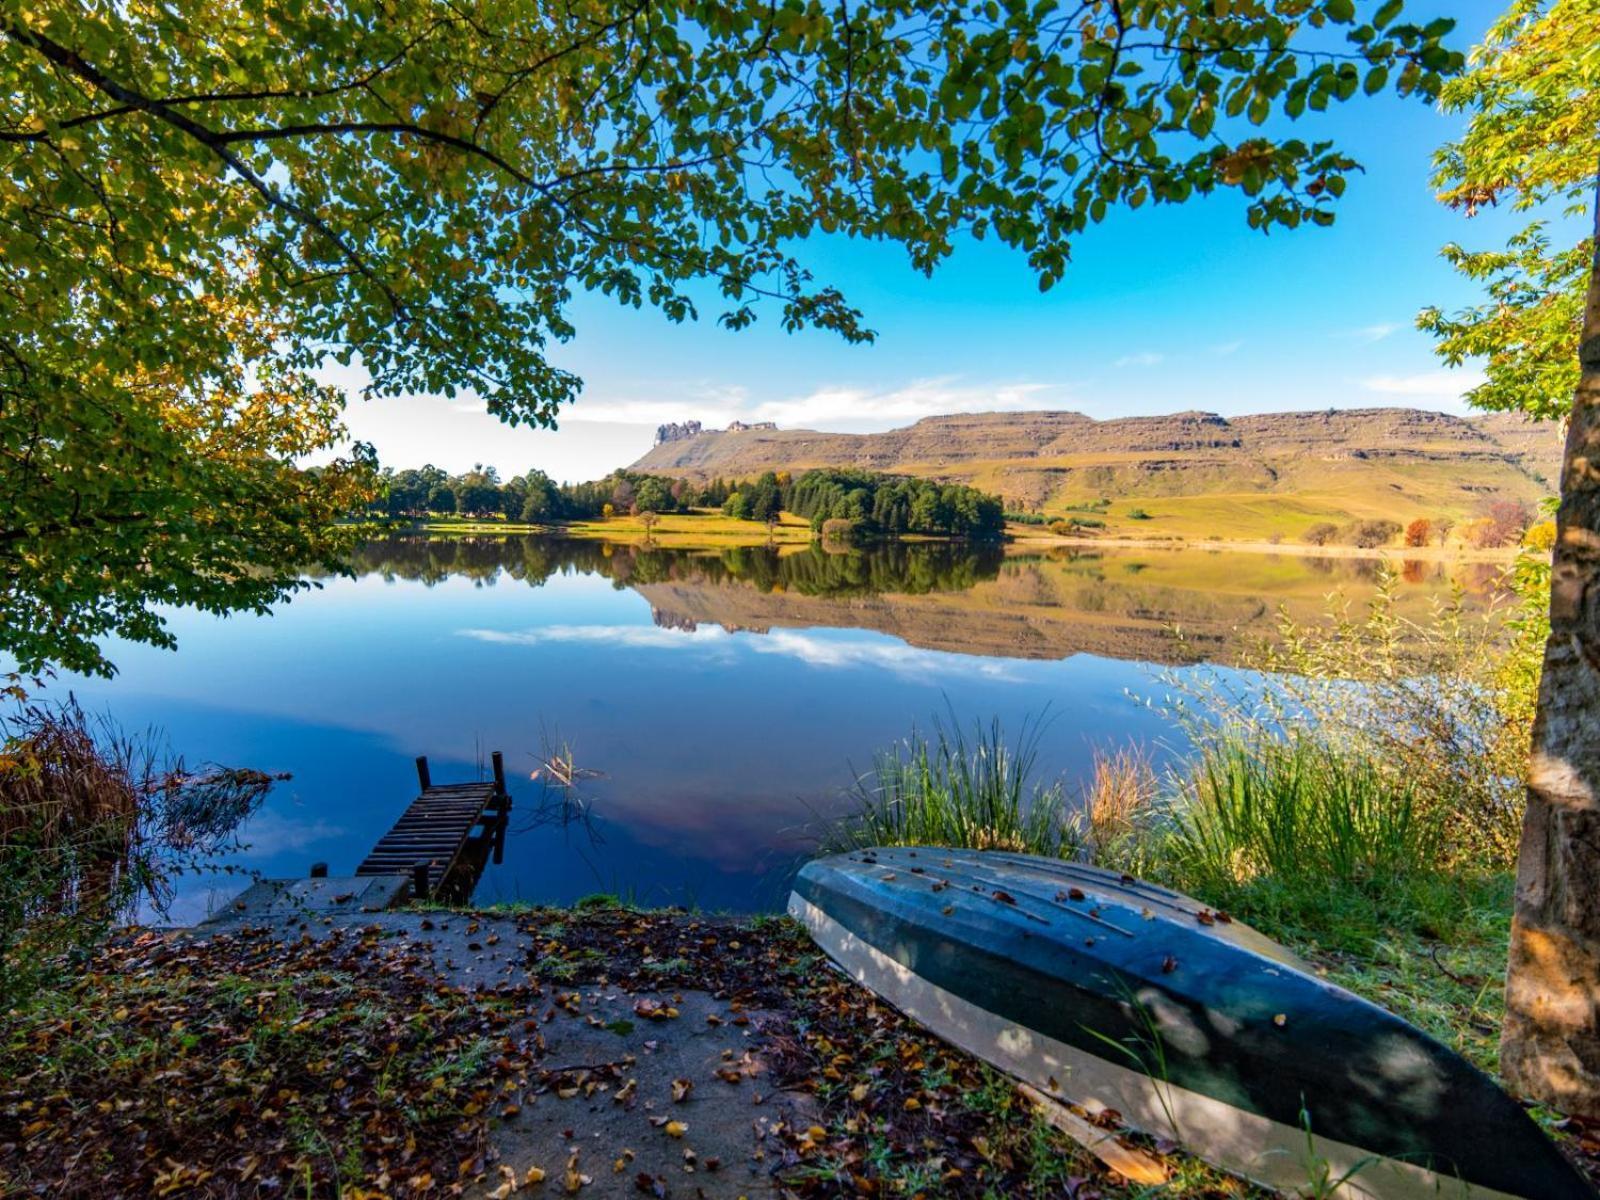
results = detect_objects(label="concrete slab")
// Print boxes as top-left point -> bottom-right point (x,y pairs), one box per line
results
200,874 -> 411,924
475,987 -> 811,1198
183,909 -> 815,1196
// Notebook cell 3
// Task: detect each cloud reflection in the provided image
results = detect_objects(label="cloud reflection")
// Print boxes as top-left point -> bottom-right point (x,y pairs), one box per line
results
457,624 -> 1021,681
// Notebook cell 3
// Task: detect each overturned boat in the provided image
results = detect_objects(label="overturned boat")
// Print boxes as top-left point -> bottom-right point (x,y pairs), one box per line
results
790,847 -> 1592,1200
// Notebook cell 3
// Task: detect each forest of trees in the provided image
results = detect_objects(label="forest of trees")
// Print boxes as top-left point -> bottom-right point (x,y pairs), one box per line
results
781,470 -> 1005,540
368,464 -> 1006,541
367,465 -> 715,523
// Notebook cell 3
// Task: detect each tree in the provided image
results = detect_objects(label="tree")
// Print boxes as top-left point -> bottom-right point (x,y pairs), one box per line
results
1404,518 -> 1432,547
456,467 -> 502,518
1471,498 -> 1534,549
2,2 -> 1461,676
1422,0 -> 1600,1113
517,471 -> 561,524
633,477 -> 675,515
427,484 -> 458,515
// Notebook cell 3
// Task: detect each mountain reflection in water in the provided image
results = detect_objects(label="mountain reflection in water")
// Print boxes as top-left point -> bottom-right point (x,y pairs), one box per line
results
344,534 -> 1504,667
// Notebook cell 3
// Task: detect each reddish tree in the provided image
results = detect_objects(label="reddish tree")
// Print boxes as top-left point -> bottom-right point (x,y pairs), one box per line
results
1473,499 -> 1535,548
1405,518 -> 1432,548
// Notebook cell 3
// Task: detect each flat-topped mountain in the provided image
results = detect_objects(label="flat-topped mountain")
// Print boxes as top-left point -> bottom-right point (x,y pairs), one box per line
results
630,406 -> 1561,540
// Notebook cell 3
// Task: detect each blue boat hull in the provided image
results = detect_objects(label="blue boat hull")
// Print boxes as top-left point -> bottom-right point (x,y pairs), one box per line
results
790,848 -> 1593,1200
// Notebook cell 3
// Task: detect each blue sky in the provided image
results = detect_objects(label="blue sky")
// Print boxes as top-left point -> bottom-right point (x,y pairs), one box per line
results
335,0 -> 1547,483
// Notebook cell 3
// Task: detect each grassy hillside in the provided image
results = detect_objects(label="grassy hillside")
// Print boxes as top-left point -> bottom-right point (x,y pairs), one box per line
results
632,407 -> 1561,542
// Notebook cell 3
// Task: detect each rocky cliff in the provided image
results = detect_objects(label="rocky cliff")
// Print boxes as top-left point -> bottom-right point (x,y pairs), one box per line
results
629,406 -> 1562,533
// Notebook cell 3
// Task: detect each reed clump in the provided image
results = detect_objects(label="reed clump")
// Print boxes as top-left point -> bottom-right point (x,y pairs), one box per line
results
1,700 -> 278,1002
826,714 -> 1084,859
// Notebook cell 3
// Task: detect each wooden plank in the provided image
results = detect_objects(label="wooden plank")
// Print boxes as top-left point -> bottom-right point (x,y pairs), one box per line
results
1017,1084 -> 1167,1185
356,762 -> 510,900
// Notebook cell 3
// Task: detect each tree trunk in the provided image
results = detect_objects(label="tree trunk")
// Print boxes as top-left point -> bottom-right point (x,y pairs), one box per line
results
1502,165 -> 1600,1114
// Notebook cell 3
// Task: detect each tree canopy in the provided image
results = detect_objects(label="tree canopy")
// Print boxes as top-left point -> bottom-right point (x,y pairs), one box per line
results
3,1 -> 1462,675
1418,0 -> 1599,419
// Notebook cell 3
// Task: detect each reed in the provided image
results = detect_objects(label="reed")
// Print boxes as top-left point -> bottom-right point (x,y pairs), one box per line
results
1166,733 -> 1444,901
1,700 -> 278,1002
826,714 -> 1082,858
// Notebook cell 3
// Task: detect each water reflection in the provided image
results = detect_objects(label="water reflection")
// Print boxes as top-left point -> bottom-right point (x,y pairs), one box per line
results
55,534 -> 1506,916
343,535 -> 1504,667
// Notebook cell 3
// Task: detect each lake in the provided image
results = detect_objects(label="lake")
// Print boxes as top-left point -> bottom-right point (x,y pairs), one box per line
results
53,534 -> 1504,918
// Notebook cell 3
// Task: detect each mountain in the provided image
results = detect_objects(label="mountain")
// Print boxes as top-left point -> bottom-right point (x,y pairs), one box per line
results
630,407 -> 1562,540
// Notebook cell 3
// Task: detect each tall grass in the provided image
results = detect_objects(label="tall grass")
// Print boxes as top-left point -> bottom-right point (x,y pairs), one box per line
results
1,700 -> 279,1002
1172,735 -> 1440,896
826,714 -> 1083,858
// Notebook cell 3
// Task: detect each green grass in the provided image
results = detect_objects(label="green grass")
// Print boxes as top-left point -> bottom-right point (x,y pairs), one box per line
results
832,714 -> 1518,1080
1160,734 -> 1446,932
825,714 -> 1083,857
561,508 -> 815,545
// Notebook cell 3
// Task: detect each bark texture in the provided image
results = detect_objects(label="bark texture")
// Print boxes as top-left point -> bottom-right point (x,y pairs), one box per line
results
1502,171 -> 1600,1113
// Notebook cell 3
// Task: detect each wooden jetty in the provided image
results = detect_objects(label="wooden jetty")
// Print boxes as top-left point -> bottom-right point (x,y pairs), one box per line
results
356,753 -> 511,900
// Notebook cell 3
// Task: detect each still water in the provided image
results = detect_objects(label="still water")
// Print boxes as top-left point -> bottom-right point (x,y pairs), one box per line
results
56,535 -> 1500,917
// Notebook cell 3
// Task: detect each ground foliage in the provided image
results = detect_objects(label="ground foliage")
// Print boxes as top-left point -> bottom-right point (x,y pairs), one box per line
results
0,924 -> 539,1198
9,899 -> 1600,1197
511,903 -> 1253,1199
1,905 -> 1258,1199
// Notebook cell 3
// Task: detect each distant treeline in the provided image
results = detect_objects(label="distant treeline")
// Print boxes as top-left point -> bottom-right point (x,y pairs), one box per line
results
366,465 -> 720,523
368,464 -> 1006,541
340,535 -> 1004,597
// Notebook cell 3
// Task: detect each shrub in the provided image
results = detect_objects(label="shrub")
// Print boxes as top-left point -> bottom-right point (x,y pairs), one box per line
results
1404,518 -> 1431,547
1470,498 -> 1534,548
1523,518 -> 1557,552
1303,522 -> 1338,546
1126,508 -> 1152,520
1,701 -> 276,1003
1337,519 -> 1402,548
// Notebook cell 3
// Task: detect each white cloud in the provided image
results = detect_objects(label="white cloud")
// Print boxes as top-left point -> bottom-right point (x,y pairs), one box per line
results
1340,322 -> 1402,343
457,623 -> 1019,680
1210,340 -> 1244,356
1361,369 -> 1486,401
458,625 -> 724,651
748,630 -> 1020,681
1113,352 -> 1165,368
568,377 -> 1067,429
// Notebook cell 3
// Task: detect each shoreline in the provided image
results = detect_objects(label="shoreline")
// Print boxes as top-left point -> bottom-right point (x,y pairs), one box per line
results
1008,532 -> 1525,562
373,518 -> 1528,564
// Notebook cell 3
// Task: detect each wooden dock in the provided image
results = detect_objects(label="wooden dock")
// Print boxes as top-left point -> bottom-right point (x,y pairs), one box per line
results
356,753 -> 511,900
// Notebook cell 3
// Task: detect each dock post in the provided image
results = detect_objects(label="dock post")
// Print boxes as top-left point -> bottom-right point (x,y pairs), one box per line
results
492,804 -> 509,865
309,862 -> 328,878
415,755 -> 432,792
492,750 -> 506,795
412,861 -> 430,901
